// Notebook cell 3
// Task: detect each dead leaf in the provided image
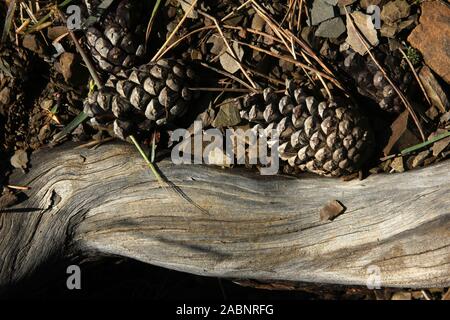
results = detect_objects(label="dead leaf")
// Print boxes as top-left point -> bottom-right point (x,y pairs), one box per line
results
207,35 -> 225,56
390,157 -> 404,173
219,42 -> 244,74
320,200 -> 346,221
419,66 -> 449,113
412,150 -> 430,168
432,136 -> 450,157
345,11 -> 379,55
383,110 -> 420,156
179,0 -> 198,19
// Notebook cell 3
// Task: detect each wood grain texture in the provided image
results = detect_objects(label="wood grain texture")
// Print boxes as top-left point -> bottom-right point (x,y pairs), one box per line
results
1,142 -> 449,290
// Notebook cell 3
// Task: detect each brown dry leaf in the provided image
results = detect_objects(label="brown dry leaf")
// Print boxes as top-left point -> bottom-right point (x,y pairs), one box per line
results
412,150 -> 430,168
419,66 -> 449,113
383,110 -> 420,156
179,0 -> 198,19
432,136 -> 450,157
390,157 -> 404,173
219,42 -> 244,74
320,200 -> 346,221
345,11 -> 379,55
207,35 -> 225,56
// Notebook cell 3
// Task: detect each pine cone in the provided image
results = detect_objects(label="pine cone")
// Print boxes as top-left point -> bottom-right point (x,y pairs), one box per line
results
331,45 -> 415,114
84,0 -> 150,75
84,59 -> 195,139
238,81 -> 373,176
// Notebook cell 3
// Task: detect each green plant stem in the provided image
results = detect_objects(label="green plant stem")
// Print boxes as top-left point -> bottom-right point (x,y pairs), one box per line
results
401,131 -> 450,155
129,135 -> 166,190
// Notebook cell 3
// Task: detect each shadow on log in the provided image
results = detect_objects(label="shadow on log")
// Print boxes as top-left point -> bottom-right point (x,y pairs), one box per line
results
0,142 -> 449,291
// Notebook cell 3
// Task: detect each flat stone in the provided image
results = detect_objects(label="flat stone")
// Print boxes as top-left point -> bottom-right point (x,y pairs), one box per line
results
381,0 -> 411,24
324,0 -> 338,5
212,100 -> 241,128
320,200 -> 346,221
311,0 -> 336,26
380,23 -> 398,38
315,17 -> 346,38
408,1 -> 450,84
345,11 -> 379,55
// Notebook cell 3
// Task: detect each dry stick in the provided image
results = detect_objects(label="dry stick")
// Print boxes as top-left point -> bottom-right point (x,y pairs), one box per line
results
220,0 -> 253,22
284,26 -> 335,76
252,2 -> 296,59
200,62 -> 257,93
224,25 -> 281,43
281,0 -> 295,26
154,25 -> 215,60
399,47 -> 432,108
198,10 -> 258,90
299,50 -> 331,99
344,8 -> 425,142
297,0 -> 303,33
15,19 -> 30,33
245,67 -> 286,86
19,1 -> 49,45
152,0 -> 199,62
189,87 -> 256,93
251,0 -> 338,87
57,9 -> 102,89
230,38 -> 343,89
290,0 -> 297,31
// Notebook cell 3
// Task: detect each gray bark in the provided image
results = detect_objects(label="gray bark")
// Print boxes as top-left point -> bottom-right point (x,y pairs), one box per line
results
1,142 -> 449,289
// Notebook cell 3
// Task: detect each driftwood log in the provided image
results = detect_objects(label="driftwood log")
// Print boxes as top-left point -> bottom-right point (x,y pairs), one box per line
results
0,142 -> 449,291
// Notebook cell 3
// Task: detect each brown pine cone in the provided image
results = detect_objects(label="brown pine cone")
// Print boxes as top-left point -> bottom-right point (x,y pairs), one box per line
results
238,81 -> 374,176
330,45 -> 416,114
84,0 -> 150,75
84,58 -> 195,139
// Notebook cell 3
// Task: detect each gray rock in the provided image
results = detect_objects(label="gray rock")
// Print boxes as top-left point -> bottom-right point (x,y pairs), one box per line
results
315,17 -> 346,38
324,0 -> 338,5
311,0 -> 336,25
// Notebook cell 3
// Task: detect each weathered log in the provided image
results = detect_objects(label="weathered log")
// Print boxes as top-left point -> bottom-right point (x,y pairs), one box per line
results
0,142 -> 449,291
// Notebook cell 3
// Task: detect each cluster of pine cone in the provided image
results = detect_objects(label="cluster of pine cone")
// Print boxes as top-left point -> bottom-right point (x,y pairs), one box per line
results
327,44 -> 416,114
80,0 -> 420,177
